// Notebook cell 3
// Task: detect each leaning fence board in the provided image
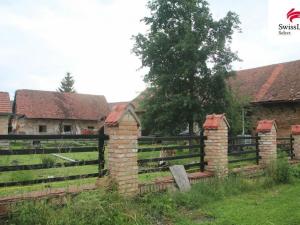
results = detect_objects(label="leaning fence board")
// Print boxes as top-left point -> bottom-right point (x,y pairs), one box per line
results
0,160 -> 99,172
52,154 -> 77,162
0,146 -> 98,155
169,165 -> 191,192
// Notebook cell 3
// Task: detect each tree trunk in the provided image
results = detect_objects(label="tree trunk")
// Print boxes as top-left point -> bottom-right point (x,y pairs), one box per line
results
188,120 -> 194,151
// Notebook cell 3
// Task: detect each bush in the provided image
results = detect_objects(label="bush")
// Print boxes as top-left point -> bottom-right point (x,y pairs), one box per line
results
264,159 -> 292,185
40,155 -> 56,167
290,165 -> 300,178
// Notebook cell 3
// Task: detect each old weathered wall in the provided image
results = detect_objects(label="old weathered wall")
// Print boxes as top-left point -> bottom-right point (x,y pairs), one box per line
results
0,116 -> 9,134
14,118 -> 104,134
250,102 -> 300,137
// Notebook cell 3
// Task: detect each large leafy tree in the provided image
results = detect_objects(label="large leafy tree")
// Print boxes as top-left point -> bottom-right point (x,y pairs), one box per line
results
133,0 -> 241,135
58,72 -> 76,93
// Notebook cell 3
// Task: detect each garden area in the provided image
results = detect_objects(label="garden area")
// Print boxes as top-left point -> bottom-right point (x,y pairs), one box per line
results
3,159 -> 300,225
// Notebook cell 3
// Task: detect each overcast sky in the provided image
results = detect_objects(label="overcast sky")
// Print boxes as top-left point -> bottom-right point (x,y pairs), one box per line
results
0,0 -> 299,102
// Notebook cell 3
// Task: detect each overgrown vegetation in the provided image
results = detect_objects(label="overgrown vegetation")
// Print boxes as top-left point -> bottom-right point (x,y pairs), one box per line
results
6,161 -> 300,225
40,155 -> 57,167
264,158 -> 293,185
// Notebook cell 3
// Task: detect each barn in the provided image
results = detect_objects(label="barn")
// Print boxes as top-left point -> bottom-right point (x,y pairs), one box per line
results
228,59 -> 300,136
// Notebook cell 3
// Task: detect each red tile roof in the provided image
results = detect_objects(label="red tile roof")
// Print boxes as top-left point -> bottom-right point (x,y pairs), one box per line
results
256,120 -> 276,133
108,102 -> 129,111
228,59 -> 300,103
105,103 -> 129,127
291,125 -> 300,135
0,92 -> 11,114
15,90 -> 110,121
203,114 -> 229,130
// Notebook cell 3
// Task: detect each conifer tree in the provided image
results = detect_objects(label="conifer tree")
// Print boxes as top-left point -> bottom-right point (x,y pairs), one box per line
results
58,72 -> 76,93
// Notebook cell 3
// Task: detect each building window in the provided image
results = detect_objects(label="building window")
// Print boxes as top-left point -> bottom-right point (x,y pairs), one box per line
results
88,126 -> 94,130
39,125 -> 47,133
63,125 -> 72,133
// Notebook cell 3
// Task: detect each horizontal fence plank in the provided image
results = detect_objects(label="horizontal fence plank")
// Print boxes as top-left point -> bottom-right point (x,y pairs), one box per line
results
138,153 -> 202,164
0,146 -> 98,155
0,134 -> 109,140
0,160 -> 99,172
228,150 -> 257,156
138,135 -> 206,142
228,136 -> 260,141
138,162 -> 207,174
138,144 -> 203,153
0,172 -> 107,188
277,144 -> 291,147
229,157 -> 261,164
228,143 -> 256,148
277,137 -> 293,141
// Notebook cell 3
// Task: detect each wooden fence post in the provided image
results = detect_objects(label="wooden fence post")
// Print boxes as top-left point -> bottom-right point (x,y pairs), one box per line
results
203,114 -> 229,177
104,103 -> 140,196
256,120 -> 277,166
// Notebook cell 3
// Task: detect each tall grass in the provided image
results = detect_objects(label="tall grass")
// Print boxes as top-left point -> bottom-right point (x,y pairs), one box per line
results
7,175 -> 262,225
264,158 -> 293,186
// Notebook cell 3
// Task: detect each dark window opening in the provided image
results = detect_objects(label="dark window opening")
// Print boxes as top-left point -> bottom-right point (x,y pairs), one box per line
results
88,126 -> 95,130
64,125 -> 72,133
39,125 -> 47,133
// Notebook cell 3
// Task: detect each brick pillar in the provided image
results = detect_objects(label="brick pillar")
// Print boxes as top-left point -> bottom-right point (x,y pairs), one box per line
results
105,103 -> 140,196
256,120 -> 277,166
0,116 -> 9,148
291,125 -> 300,160
203,114 -> 229,177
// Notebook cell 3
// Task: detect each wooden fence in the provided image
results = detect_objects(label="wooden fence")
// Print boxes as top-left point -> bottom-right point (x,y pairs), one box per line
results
137,132 -> 206,174
0,129 -> 108,187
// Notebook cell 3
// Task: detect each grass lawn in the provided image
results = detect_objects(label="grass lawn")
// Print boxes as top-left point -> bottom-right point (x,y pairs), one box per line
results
199,182 -> 300,225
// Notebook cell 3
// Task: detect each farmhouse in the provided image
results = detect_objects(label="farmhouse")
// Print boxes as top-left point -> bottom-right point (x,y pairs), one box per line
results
228,59 -> 300,136
12,89 -> 110,134
0,92 -> 12,134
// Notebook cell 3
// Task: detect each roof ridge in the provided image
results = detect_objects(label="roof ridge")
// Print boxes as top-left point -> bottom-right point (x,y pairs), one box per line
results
236,58 -> 300,73
255,64 -> 284,102
16,89 -> 105,97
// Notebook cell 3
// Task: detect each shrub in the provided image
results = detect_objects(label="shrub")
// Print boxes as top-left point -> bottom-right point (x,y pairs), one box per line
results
264,158 -> 292,185
40,155 -> 56,167
290,165 -> 300,178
